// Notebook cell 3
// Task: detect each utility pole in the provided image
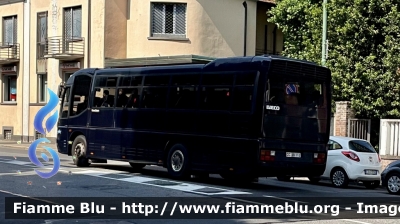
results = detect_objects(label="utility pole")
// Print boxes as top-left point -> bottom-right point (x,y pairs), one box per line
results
321,0 -> 327,66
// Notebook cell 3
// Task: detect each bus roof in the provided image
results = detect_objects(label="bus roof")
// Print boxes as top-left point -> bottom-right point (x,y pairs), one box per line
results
66,55 -> 326,84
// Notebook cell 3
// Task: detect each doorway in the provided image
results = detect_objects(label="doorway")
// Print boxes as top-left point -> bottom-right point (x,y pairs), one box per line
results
63,72 -> 74,83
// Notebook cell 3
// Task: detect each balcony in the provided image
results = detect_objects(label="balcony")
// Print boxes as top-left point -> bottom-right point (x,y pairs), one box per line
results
255,49 -> 282,56
44,36 -> 85,60
0,43 -> 20,65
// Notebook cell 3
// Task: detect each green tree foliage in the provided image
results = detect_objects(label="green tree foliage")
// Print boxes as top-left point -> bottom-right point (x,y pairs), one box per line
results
268,0 -> 400,119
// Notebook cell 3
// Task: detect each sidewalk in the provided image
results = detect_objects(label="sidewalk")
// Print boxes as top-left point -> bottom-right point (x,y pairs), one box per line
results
0,139 -> 56,150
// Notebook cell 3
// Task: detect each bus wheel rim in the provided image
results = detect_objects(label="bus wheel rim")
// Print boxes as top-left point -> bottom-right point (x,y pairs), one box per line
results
75,142 -> 85,157
171,150 -> 184,172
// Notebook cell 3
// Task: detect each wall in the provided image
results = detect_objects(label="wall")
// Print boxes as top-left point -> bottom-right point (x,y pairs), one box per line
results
90,0 -> 106,67
126,0 -> 257,58
104,0 -> 127,60
334,101 -> 354,137
0,2 -> 24,140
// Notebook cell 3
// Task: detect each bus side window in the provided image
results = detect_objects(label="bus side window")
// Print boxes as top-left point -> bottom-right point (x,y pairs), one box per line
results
200,87 -> 231,111
118,87 -> 141,108
200,73 -> 234,111
93,76 -> 117,108
232,72 -> 255,112
141,75 -> 170,109
117,76 -> 143,109
61,88 -> 70,118
168,74 -> 200,110
232,86 -> 253,112
70,75 -> 92,116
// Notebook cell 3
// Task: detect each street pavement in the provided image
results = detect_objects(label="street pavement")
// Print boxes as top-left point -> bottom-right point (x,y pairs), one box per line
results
0,143 -> 398,224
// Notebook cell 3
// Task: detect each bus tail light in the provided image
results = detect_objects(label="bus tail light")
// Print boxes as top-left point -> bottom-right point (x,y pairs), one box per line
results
260,150 -> 275,162
313,153 -> 326,164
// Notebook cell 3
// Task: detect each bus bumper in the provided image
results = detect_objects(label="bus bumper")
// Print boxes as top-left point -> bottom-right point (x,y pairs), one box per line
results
258,161 -> 326,177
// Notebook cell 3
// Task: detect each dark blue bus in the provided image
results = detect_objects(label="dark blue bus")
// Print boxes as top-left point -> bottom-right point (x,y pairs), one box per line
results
56,55 -> 331,182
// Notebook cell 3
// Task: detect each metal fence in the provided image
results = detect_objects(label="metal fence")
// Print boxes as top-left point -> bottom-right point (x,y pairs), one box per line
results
0,42 -> 19,60
379,119 -> 400,157
44,36 -> 85,56
347,118 -> 371,141
330,116 -> 334,135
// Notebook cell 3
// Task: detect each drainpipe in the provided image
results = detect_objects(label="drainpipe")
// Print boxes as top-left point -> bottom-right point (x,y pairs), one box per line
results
87,0 -> 91,67
242,1 -> 247,56
22,0 -> 31,142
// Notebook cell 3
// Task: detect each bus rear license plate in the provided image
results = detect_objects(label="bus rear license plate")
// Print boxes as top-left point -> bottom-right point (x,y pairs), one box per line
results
286,152 -> 301,158
364,170 -> 377,175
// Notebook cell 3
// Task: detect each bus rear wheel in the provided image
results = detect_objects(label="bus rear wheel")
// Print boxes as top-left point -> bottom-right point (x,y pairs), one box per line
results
166,144 -> 190,179
72,135 -> 90,167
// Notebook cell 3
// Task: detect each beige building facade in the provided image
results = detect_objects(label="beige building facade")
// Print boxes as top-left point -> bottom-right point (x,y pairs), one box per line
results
0,0 -> 283,142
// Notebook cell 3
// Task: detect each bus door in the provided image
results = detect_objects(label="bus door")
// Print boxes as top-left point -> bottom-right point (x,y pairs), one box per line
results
263,72 -> 329,163
88,76 -> 119,159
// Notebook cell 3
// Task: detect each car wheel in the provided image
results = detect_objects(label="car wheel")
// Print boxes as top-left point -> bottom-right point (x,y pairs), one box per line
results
166,144 -> 190,179
276,176 -> 291,181
363,180 -> 380,189
331,167 -> 349,188
386,173 -> 400,194
72,135 -> 90,167
308,176 -> 321,183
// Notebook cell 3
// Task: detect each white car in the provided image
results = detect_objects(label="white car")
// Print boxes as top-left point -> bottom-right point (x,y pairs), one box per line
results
317,136 -> 382,188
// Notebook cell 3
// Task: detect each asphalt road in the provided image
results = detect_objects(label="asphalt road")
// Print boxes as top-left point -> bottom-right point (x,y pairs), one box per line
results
0,144 -> 398,224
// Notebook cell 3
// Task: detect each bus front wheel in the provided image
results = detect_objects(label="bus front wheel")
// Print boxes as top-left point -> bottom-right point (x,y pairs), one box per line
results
72,135 -> 90,167
166,144 -> 190,179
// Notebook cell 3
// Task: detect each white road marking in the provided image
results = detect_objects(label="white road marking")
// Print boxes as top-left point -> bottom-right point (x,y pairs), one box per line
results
120,176 -> 162,183
263,195 -> 308,203
223,197 -> 268,206
0,158 -> 250,196
342,219 -> 372,224
0,189 -> 57,205
4,160 -> 32,165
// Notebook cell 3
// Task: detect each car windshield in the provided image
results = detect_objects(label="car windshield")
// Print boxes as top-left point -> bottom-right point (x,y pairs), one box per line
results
348,140 -> 376,153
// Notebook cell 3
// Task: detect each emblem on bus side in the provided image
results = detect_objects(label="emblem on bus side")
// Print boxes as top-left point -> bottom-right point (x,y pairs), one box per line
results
266,105 -> 280,111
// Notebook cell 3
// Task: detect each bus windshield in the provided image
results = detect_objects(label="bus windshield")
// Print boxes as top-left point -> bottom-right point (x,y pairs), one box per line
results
263,76 -> 329,142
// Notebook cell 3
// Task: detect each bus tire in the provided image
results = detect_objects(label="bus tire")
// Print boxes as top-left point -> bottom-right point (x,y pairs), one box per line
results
72,135 -> 90,167
166,144 -> 190,179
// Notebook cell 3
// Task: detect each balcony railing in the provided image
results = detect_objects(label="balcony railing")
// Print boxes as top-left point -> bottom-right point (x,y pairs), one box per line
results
44,36 -> 85,60
0,43 -> 20,64
255,49 -> 282,56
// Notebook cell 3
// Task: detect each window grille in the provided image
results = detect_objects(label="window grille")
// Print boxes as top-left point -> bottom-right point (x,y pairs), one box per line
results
151,3 -> 186,38
4,130 -> 12,140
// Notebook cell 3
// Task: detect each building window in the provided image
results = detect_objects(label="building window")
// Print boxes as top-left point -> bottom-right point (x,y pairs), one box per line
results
38,74 -> 48,103
37,12 -> 48,59
151,3 -> 187,38
3,75 -> 17,102
3,15 -> 17,45
64,6 -> 82,38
